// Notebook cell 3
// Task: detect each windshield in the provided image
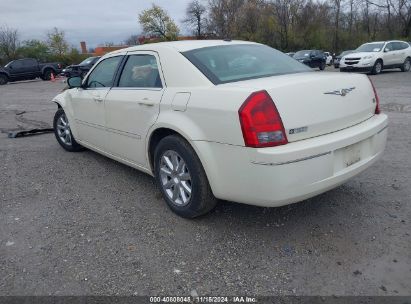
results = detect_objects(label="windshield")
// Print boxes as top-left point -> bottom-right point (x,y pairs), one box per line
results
4,61 -> 14,68
356,43 -> 384,52
294,50 -> 312,58
79,57 -> 98,66
183,44 -> 311,85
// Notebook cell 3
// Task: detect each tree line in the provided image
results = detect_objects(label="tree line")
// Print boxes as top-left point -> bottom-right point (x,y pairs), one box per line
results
192,0 -> 411,52
141,0 -> 411,53
0,26 -> 90,66
2,0 -> 410,66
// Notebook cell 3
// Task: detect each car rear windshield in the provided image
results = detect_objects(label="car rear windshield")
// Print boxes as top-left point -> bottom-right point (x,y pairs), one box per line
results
182,44 -> 311,85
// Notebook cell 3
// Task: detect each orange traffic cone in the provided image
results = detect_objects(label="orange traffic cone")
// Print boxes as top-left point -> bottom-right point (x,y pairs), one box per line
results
50,73 -> 55,82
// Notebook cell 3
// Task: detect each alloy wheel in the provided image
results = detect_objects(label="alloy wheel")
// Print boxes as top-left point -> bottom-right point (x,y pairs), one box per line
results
159,150 -> 192,206
56,113 -> 72,146
375,62 -> 382,74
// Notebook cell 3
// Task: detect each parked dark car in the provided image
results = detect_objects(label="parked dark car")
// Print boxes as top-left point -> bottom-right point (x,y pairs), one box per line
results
334,50 -> 355,68
0,58 -> 62,85
61,56 -> 101,78
293,50 -> 326,70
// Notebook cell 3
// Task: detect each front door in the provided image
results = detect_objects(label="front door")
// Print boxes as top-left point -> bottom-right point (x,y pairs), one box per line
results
383,42 -> 396,66
70,55 -> 123,150
104,52 -> 165,167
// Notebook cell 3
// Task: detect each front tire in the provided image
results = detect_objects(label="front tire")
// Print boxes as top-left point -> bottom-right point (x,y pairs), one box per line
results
371,60 -> 383,75
401,58 -> 411,72
53,108 -> 84,152
319,62 -> 326,70
0,74 -> 8,85
154,135 -> 217,218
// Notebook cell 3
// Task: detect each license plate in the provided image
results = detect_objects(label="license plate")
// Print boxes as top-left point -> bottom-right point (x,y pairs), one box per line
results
343,143 -> 361,167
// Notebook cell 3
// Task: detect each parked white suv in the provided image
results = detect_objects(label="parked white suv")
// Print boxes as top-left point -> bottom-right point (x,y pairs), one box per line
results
340,40 -> 411,74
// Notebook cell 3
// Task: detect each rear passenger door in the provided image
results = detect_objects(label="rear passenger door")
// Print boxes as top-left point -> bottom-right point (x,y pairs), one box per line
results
104,51 -> 165,167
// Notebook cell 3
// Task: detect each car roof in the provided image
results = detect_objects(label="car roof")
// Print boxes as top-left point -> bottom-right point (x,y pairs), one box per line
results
112,40 -> 258,55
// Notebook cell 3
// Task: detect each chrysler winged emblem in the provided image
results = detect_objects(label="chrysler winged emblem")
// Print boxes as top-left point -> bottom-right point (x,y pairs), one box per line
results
324,87 -> 356,97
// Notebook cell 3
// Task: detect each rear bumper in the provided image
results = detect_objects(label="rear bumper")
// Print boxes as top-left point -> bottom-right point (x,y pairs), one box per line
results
193,114 -> 388,207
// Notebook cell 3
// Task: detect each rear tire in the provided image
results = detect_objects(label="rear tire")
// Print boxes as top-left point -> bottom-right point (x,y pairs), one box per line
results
0,74 -> 8,85
154,135 -> 217,218
53,108 -> 84,152
401,58 -> 411,72
42,69 -> 53,81
371,60 -> 383,75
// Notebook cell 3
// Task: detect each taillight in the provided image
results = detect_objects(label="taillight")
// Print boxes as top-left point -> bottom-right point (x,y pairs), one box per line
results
368,77 -> 380,114
238,90 -> 288,148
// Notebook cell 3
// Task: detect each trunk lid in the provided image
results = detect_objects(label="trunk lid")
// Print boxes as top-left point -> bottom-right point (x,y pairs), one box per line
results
221,72 -> 376,142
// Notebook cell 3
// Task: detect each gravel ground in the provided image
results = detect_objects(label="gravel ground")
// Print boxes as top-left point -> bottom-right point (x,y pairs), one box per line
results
0,68 -> 410,296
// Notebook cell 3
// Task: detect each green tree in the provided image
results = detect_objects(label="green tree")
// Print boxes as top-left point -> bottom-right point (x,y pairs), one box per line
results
138,4 -> 180,40
18,40 -> 50,62
47,27 -> 69,56
0,25 -> 20,61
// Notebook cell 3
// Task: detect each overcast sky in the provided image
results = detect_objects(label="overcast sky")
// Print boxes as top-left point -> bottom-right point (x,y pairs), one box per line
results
1,0 -> 191,49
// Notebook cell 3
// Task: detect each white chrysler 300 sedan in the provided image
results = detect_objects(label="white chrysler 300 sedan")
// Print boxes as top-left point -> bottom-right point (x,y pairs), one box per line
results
52,40 -> 387,218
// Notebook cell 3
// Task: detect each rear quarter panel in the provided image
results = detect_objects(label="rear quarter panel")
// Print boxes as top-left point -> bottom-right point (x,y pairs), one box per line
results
151,87 -> 252,146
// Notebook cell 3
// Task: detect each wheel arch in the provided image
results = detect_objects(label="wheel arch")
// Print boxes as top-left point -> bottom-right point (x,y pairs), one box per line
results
147,125 -> 196,174
41,66 -> 57,77
52,93 -> 80,139
146,125 -> 220,200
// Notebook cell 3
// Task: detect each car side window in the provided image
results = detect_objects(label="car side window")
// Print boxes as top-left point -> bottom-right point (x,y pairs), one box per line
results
86,56 -> 122,88
395,42 -> 408,50
23,59 -> 37,67
12,60 -> 23,68
385,43 -> 394,52
117,54 -> 162,88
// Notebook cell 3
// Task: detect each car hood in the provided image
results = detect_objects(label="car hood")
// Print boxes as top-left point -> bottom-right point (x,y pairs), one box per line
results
343,52 -> 377,59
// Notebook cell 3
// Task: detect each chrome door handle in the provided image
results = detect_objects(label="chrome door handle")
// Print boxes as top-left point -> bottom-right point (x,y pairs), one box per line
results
138,100 -> 155,106
93,97 -> 103,102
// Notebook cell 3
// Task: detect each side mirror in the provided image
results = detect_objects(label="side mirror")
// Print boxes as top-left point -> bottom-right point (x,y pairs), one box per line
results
67,76 -> 83,88
384,48 -> 390,52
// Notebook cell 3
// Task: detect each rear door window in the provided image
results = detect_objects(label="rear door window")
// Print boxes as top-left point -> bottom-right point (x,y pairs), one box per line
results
117,55 -> 162,88
23,59 -> 37,67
